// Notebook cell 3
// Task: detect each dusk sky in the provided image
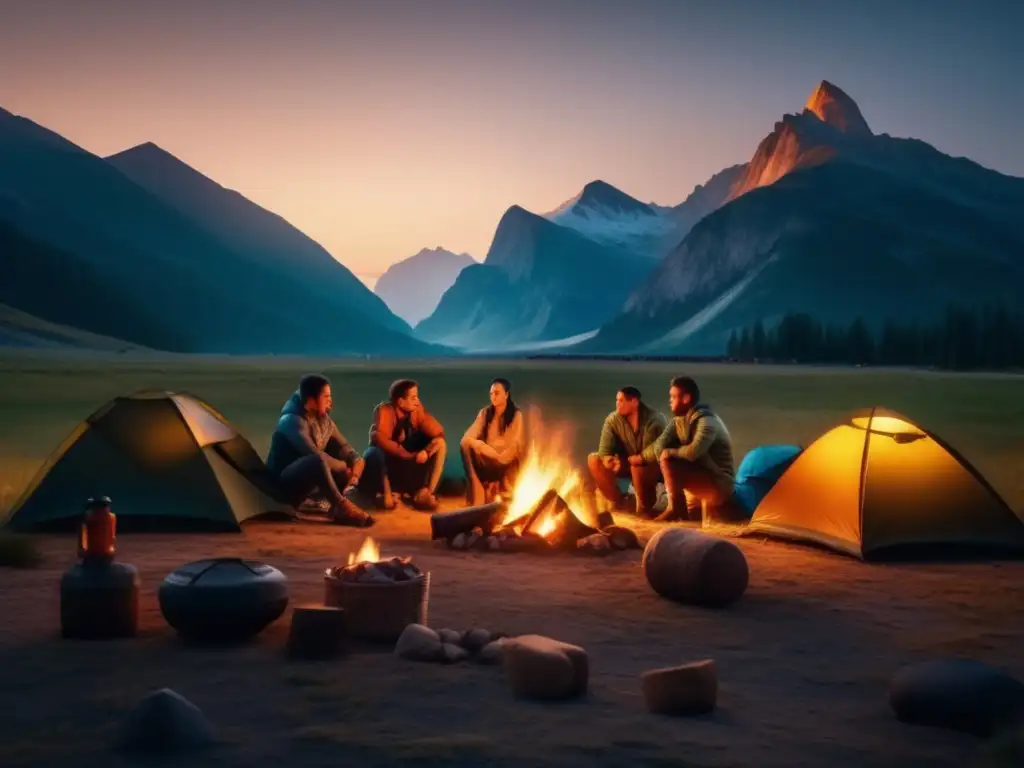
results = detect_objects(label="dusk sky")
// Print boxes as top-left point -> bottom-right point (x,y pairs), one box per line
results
2,0 -> 1021,284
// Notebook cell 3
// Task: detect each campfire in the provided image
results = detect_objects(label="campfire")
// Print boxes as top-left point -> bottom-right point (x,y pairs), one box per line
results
323,536 -> 431,642
431,408 -> 639,555
325,537 -> 424,583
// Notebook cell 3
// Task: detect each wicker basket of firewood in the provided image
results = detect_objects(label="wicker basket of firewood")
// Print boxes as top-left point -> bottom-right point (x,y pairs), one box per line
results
323,557 -> 430,643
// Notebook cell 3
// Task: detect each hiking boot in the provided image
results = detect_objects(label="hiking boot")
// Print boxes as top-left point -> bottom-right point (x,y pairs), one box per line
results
329,498 -> 376,527
411,488 -> 439,511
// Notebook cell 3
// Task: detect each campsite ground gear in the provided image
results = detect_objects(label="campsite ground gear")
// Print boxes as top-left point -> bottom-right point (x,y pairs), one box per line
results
4,391 -> 288,533
745,407 -> 1024,560
77,496 -> 116,564
60,560 -> 140,639
324,569 -> 430,643
158,558 -> 289,644
730,445 -> 803,517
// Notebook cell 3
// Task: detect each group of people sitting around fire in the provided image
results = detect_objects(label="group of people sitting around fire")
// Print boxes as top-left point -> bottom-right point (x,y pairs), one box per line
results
264,373 -> 735,529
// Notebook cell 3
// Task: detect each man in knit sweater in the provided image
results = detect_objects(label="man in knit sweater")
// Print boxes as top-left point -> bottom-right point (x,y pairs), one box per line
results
587,386 -> 668,517
357,378 -> 446,511
636,376 -> 735,522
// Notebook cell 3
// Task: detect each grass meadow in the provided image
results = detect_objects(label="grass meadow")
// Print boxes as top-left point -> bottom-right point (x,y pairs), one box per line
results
2,354 -> 1022,518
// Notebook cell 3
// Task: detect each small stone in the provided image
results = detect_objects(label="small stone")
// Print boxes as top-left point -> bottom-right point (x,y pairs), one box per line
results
120,688 -> 215,754
441,643 -> 471,663
641,660 -> 718,715
465,532 -> 482,550
461,627 -> 492,652
450,533 -> 467,550
437,628 -> 462,645
604,525 -> 641,550
394,623 -> 442,662
502,634 -> 588,700
476,638 -> 507,665
487,536 -> 501,551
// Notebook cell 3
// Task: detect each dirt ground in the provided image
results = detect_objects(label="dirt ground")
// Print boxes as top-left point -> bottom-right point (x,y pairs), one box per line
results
2,499 -> 1023,768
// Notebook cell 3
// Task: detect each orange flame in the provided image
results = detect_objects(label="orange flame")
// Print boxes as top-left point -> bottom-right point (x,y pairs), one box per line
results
500,406 -> 594,537
347,536 -> 380,565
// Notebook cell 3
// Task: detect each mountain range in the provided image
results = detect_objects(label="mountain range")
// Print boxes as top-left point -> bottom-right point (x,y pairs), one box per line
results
415,205 -> 648,350
374,247 -> 476,326
418,80 -> 1024,355
578,81 -> 1024,354
0,109 -> 441,356
3,79 -> 1021,358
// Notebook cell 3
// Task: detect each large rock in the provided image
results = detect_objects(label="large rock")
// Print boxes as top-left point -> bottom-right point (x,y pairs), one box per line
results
641,660 -> 717,715
502,634 -> 588,700
120,688 -> 215,754
890,659 -> 1024,737
642,528 -> 748,608
394,623 -> 443,662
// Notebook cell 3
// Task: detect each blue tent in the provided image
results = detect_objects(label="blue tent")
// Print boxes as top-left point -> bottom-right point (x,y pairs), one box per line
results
731,444 -> 803,517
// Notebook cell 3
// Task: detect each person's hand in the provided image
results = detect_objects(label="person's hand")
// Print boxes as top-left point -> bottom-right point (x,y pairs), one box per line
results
601,455 -> 617,470
659,450 -> 672,462
627,454 -> 644,466
415,450 -> 428,464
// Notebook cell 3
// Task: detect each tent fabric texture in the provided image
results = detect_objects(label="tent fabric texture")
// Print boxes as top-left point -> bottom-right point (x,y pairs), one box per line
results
4,391 -> 292,533
744,406 -> 1024,560
731,444 -> 804,518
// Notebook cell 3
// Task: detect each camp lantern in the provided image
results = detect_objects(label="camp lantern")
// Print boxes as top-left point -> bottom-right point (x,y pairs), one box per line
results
78,496 -> 116,563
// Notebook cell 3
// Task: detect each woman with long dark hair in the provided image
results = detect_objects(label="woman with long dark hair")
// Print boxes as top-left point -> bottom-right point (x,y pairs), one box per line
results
459,377 -> 525,505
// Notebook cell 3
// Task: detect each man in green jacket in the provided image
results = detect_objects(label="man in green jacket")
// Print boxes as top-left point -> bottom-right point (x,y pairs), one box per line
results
586,386 -> 667,516
633,375 -> 735,522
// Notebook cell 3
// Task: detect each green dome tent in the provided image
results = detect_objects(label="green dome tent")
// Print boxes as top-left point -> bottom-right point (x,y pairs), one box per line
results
4,390 -> 291,532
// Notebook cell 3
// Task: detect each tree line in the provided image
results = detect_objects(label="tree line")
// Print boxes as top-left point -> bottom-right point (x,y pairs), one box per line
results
726,303 -> 1024,370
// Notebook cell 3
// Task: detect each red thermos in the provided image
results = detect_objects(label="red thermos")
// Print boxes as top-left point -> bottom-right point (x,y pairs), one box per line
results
78,496 -> 116,563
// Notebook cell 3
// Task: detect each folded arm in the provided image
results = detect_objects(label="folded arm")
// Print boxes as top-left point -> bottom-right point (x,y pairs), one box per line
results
419,409 -> 446,455
461,409 -> 486,446
329,422 -> 364,478
642,421 -> 678,463
597,414 -> 618,457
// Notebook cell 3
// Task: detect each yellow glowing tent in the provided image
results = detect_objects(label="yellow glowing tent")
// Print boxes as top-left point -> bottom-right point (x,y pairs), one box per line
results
745,407 -> 1024,560
3,390 -> 291,532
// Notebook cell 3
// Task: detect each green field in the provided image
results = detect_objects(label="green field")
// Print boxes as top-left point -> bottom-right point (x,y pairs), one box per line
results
2,355 -> 1023,518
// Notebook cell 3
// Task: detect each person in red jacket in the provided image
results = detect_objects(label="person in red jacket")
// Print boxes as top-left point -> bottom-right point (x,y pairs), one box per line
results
357,378 -> 446,510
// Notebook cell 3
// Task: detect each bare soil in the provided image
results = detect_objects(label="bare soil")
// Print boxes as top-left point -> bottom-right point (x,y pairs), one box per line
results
2,500 -> 1022,768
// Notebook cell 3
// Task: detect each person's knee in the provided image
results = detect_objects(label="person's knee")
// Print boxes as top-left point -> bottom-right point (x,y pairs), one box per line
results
433,438 -> 447,459
586,452 -> 604,474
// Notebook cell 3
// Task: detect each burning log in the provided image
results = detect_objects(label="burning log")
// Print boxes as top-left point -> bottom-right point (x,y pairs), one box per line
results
324,537 -> 431,642
517,489 -> 559,535
430,502 -> 507,541
325,556 -> 422,583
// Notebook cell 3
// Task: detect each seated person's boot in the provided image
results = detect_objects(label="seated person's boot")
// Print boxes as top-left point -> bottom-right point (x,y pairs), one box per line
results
412,487 -> 439,511
329,497 -> 376,527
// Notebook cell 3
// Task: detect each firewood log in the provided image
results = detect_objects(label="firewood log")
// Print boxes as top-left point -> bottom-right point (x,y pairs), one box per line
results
429,502 -> 506,540
642,528 -> 748,608
286,604 -> 348,660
